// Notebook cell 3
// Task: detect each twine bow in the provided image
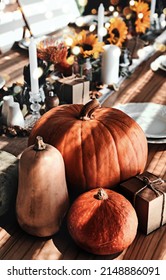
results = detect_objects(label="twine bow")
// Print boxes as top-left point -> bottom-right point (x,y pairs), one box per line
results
134,175 -> 165,227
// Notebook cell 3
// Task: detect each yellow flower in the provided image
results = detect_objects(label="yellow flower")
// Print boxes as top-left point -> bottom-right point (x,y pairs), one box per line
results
70,30 -> 104,59
107,17 -> 128,47
130,0 -> 150,34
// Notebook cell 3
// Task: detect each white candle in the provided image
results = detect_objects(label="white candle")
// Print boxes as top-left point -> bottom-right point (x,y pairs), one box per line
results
97,3 -> 104,42
28,37 -> 39,94
101,45 -> 121,85
150,0 -> 156,23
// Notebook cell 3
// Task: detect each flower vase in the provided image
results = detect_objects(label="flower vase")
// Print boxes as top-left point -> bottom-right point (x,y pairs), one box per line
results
120,48 -> 132,68
119,48 -> 132,76
126,36 -> 145,59
77,58 -> 92,81
83,58 -> 92,81
79,63 -> 84,78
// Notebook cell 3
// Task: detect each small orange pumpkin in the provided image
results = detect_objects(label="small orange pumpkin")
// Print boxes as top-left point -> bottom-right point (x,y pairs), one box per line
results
28,99 -> 148,196
67,188 -> 138,255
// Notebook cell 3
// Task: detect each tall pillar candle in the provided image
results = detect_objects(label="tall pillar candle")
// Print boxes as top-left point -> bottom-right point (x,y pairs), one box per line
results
97,3 -> 104,42
102,45 -> 121,85
28,37 -> 39,94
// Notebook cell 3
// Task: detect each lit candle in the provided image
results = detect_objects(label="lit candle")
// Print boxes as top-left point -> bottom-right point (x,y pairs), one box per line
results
150,0 -> 156,23
97,3 -> 104,42
28,37 -> 39,94
101,45 -> 121,85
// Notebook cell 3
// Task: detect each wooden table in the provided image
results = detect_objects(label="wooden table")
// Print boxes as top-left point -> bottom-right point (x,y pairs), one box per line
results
0,43 -> 166,260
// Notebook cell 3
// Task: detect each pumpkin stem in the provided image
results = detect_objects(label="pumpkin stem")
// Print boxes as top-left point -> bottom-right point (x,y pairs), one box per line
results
94,188 -> 108,200
33,136 -> 47,151
79,98 -> 101,121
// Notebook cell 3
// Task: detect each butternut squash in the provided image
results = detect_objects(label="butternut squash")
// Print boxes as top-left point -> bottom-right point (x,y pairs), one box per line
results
16,136 -> 69,237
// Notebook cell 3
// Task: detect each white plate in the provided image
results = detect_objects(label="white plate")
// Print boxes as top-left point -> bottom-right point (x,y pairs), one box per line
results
147,138 -> 166,144
114,103 -> 166,139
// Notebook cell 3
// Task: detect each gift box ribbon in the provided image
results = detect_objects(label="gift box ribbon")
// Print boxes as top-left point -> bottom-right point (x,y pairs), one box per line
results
134,175 -> 165,227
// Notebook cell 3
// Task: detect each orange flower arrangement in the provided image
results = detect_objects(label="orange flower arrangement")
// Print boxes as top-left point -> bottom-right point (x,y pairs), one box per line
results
37,39 -> 74,76
107,17 -> 128,47
69,30 -> 104,60
39,40 -> 74,62
130,0 -> 150,34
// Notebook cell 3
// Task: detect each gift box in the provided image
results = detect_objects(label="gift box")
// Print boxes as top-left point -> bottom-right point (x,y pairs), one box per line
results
55,76 -> 90,104
119,171 -> 166,235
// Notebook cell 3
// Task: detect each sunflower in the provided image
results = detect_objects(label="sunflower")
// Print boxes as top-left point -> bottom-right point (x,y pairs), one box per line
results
107,17 -> 128,47
69,30 -> 104,61
130,0 -> 150,34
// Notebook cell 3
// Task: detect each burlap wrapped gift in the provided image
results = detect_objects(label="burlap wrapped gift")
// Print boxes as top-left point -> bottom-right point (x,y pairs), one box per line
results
119,171 -> 166,235
55,75 -> 90,104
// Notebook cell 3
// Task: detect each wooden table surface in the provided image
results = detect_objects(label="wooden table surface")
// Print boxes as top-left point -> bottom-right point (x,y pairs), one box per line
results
0,42 -> 166,260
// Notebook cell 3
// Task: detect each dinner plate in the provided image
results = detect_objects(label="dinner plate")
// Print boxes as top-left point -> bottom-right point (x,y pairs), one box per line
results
113,103 -> 166,140
146,138 -> 166,144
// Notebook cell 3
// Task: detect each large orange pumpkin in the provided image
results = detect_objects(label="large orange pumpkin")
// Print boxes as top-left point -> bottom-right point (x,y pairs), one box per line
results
67,188 -> 138,255
28,99 -> 148,196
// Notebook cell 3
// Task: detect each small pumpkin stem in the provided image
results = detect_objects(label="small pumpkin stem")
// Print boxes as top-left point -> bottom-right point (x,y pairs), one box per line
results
94,188 -> 108,200
79,98 -> 100,121
33,136 -> 47,151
